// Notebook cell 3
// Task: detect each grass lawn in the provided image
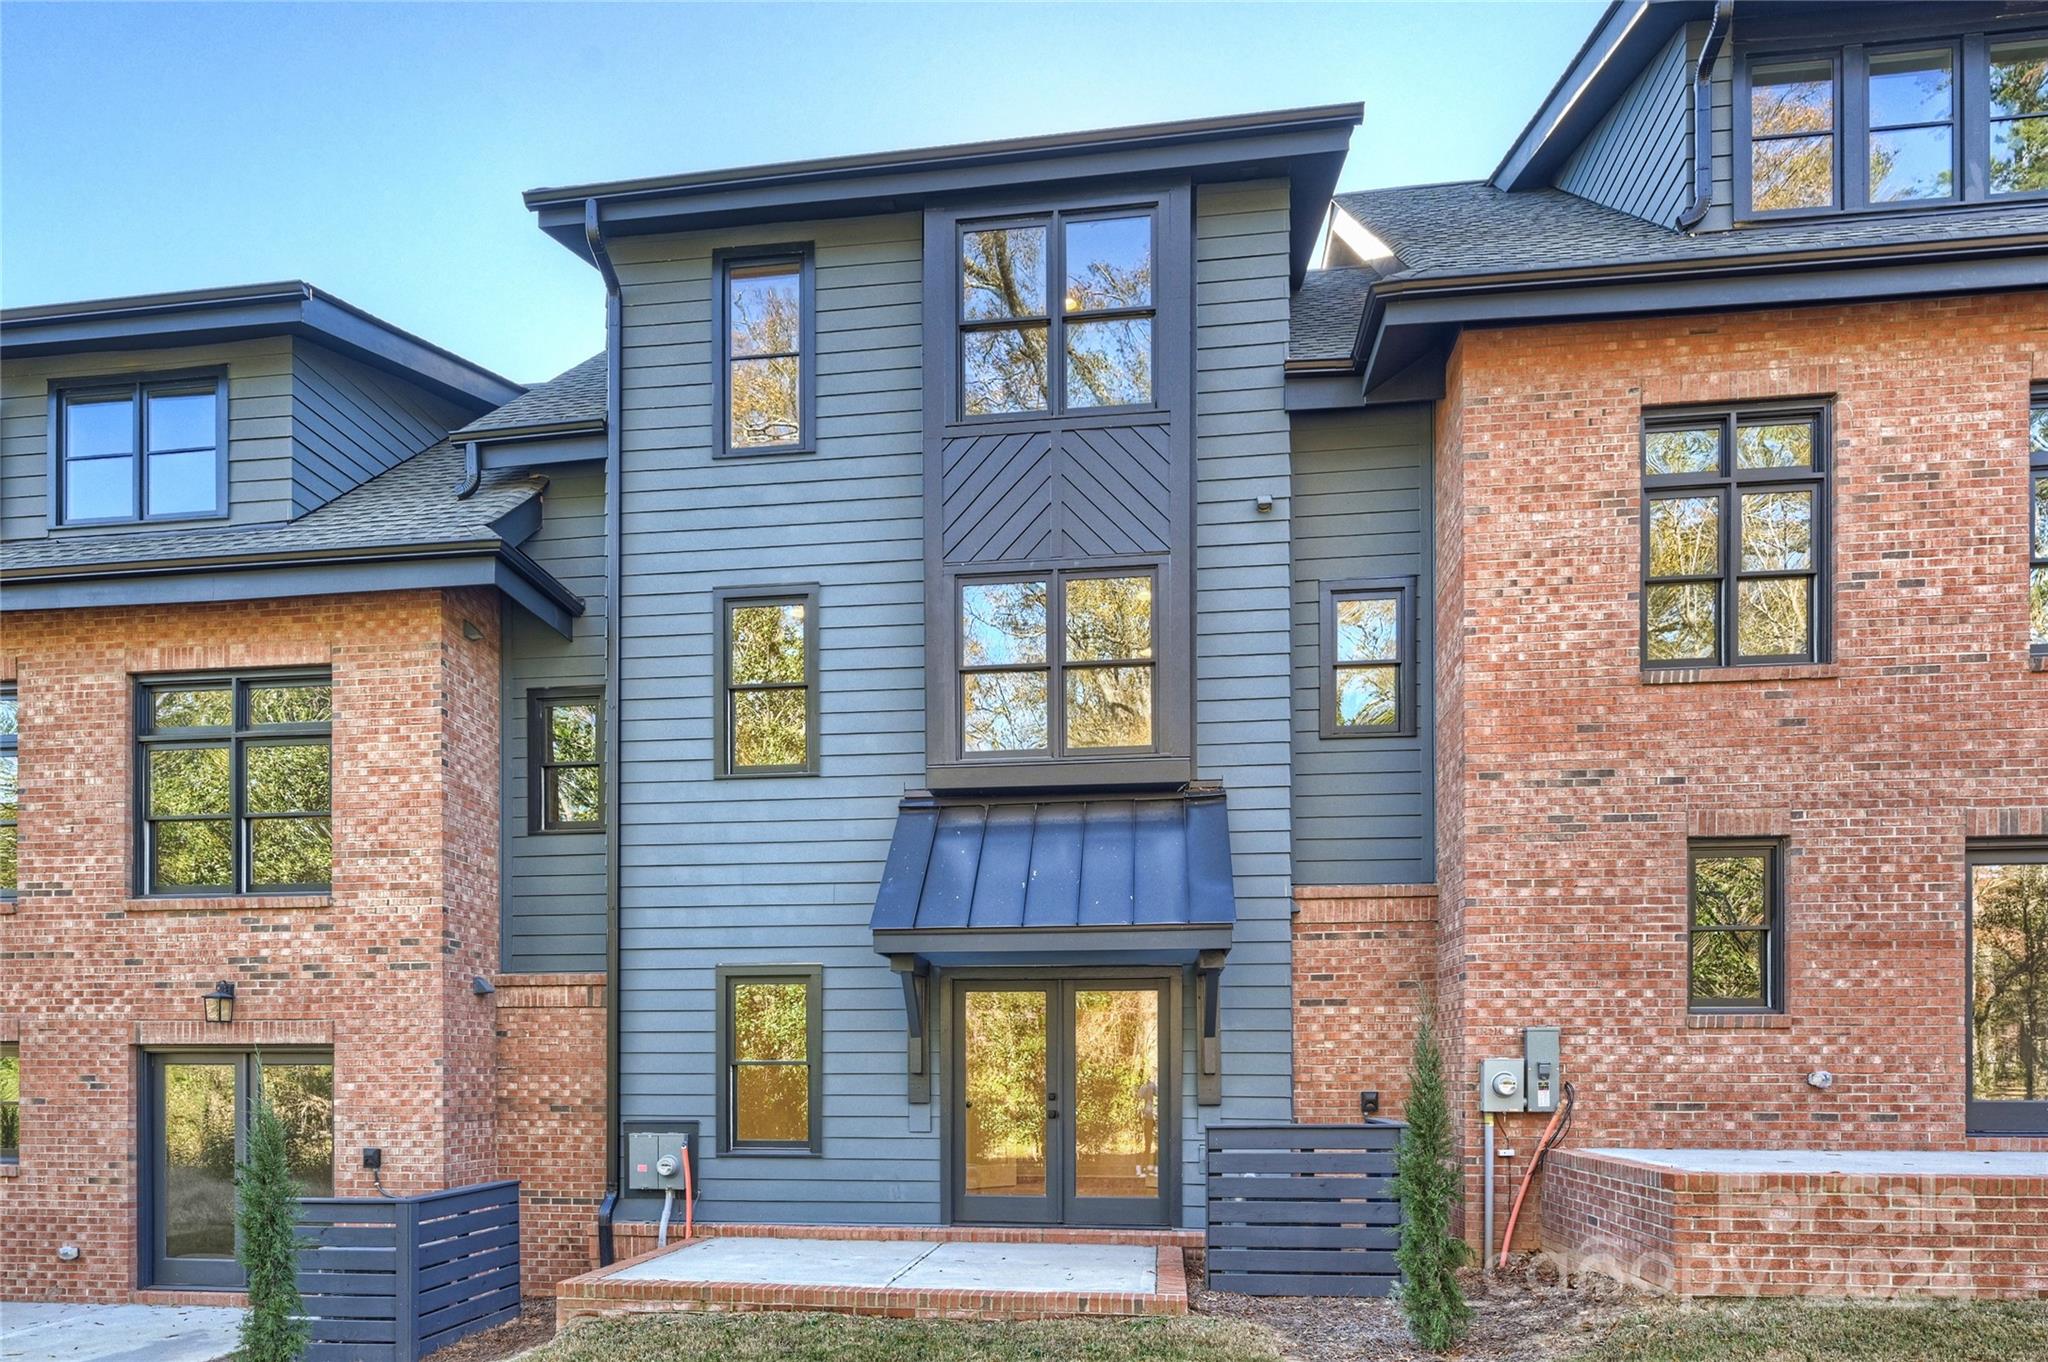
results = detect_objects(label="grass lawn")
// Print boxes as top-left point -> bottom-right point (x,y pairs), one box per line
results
524,1313 -> 1282,1362
1564,1298 -> 2048,1362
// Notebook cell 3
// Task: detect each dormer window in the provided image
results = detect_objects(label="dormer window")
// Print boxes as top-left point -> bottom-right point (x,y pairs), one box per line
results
1741,29 -> 2047,217
54,375 -> 224,525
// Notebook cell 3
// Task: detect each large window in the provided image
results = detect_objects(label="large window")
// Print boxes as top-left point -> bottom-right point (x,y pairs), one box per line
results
1968,844 -> 2048,1135
1642,405 -> 1828,668
715,588 -> 818,777
0,686 -> 16,899
2032,393 -> 2047,653
1321,579 -> 1416,738
55,376 -> 223,525
529,690 -> 602,832
715,247 -> 813,458
1742,32 -> 2048,216
960,570 -> 1155,757
959,209 -> 1155,417
1,1043 -> 18,1163
716,966 -> 822,1153
138,673 -> 332,895
1688,841 -> 1786,1014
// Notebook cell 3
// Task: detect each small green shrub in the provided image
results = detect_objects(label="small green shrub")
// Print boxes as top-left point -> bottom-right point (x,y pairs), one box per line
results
1394,1012 -> 1470,1352
236,1065 -> 309,1362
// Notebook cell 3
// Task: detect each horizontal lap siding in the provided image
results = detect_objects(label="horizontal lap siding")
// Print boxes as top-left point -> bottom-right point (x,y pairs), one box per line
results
1289,407 -> 1435,885
1193,181 -> 1297,1224
290,343 -> 470,516
503,465 -> 609,972
611,213 -> 931,1224
1555,28 -> 1692,227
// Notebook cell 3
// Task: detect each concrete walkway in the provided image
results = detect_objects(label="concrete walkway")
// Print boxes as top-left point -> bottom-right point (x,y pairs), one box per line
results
0,1303 -> 242,1362
611,1235 -> 1159,1293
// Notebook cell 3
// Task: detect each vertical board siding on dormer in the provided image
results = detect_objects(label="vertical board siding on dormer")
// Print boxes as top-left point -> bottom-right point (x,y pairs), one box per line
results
1556,27 -> 1694,226
290,342 -> 471,517
607,213 -> 932,1223
0,337 -> 296,540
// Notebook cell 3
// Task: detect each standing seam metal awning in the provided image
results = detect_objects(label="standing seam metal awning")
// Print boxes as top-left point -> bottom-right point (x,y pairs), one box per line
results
869,790 -> 1236,965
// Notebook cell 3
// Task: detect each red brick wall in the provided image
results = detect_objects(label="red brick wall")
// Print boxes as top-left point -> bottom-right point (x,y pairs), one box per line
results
1292,886 -> 1438,1124
0,590 -> 502,1301
494,972 -> 607,1296
1433,293 -> 2048,1247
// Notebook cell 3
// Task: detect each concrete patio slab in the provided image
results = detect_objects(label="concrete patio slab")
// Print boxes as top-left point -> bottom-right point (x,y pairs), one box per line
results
613,1236 -> 936,1288
893,1242 -> 1157,1294
0,1303 -> 242,1362
1591,1147 -> 2048,1177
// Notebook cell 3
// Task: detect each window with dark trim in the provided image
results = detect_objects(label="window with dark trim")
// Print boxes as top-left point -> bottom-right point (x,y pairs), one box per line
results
2030,392 -> 2047,653
1740,30 -> 2048,218
138,673 -> 332,895
529,690 -> 602,832
959,568 -> 1156,758
0,1042 -> 18,1163
0,685 -> 16,899
1967,842 -> 2048,1135
53,374 -> 225,526
1688,841 -> 1786,1014
715,246 -> 814,457
714,587 -> 818,777
715,965 -> 822,1153
1321,578 -> 1415,739
958,208 -> 1155,418
1642,405 -> 1829,669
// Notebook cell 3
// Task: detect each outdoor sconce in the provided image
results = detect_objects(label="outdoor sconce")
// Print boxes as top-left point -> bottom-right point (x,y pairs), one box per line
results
202,980 -> 237,1025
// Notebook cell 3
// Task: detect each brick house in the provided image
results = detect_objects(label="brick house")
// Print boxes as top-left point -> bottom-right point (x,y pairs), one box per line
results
3,0 -> 2045,1312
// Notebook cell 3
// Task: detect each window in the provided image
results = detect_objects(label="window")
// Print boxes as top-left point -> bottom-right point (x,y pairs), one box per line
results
138,673 -> 332,895
1968,844 -> 2048,1134
959,209 -> 1154,417
0,686 -> 16,898
715,588 -> 818,776
960,570 -> 1155,757
1688,842 -> 1785,1013
530,691 -> 602,832
1321,579 -> 1416,739
1742,32 -> 2047,216
54,375 -> 223,525
715,247 -> 813,457
2031,394 -> 2047,653
1,1043 -> 18,1162
1642,406 -> 1828,668
716,966 -> 822,1153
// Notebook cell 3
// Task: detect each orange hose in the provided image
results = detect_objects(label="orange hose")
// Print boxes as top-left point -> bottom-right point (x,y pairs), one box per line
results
1497,1098 -> 1568,1270
683,1141 -> 695,1242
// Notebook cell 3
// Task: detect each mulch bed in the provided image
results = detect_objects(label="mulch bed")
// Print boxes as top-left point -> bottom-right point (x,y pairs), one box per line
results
423,1301 -> 558,1362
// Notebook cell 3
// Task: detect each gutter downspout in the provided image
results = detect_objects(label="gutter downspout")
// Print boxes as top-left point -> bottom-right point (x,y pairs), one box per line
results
584,197 -> 627,1267
1676,1 -> 1735,232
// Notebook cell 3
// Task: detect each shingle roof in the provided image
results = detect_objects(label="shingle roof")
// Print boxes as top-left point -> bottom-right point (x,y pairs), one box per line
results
0,441 -> 545,576
454,353 -> 606,435
1335,182 -> 2048,283
1288,265 -> 1385,362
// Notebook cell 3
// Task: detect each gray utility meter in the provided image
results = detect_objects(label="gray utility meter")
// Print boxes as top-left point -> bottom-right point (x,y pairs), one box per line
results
1480,1057 -> 1525,1113
626,1128 -> 697,1193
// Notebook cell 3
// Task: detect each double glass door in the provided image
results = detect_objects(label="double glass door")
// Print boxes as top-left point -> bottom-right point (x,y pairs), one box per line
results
148,1052 -> 334,1287
953,979 -> 1169,1226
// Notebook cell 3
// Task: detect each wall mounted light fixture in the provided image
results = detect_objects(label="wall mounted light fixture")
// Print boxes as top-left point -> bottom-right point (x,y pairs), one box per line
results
202,980 -> 237,1025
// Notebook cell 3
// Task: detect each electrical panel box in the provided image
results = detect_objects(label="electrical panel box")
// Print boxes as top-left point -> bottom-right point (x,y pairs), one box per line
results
626,1129 -> 696,1193
1523,1026 -> 1561,1116
1479,1057 -> 1526,1113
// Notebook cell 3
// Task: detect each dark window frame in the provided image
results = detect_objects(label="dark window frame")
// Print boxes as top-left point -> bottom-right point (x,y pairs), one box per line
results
714,964 -> 824,1156
47,368 -> 229,528
712,585 -> 820,779
0,683 -> 16,901
712,243 -> 816,460
1320,577 -> 1418,740
1641,402 -> 1832,670
956,563 -> 1161,762
0,1040 -> 18,1163
954,204 -> 1160,424
1965,840 -> 2048,1136
527,688 -> 604,834
2030,389 -> 2047,656
1687,839 -> 1788,1015
1736,25 -> 2048,221
134,670 -> 333,897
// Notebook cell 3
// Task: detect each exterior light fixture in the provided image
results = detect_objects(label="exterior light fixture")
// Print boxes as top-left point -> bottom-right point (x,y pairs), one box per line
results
202,980 -> 237,1025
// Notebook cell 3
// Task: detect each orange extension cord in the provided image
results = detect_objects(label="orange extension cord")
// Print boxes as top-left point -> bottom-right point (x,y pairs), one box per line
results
1497,1081 -> 1574,1270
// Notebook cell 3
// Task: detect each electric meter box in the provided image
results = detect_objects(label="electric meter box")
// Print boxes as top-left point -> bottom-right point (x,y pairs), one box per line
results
626,1128 -> 696,1192
1523,1026 -> 1562,1115
1480,1057 -> 1526,1113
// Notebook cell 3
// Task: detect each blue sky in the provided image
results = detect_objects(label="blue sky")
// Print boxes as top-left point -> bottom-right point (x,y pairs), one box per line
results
1,1 -> 1603,383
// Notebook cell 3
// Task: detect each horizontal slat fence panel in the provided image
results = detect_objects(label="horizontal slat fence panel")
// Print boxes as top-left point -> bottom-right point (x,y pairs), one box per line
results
295,1180 -> 519,1361
1205,1123 -> 1405,1297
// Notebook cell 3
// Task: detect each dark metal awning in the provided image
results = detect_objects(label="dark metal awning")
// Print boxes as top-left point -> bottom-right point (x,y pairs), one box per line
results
869,789 -> 1237,967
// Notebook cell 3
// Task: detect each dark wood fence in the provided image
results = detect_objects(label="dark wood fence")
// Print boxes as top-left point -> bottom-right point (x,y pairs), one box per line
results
297,1180 -> 521,1362
1204,1122 -> 1405,1297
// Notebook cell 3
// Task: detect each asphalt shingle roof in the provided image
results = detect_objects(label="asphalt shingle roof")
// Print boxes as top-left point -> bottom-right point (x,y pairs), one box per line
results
1288,265 -> 1385,362
455,353 -> 606,435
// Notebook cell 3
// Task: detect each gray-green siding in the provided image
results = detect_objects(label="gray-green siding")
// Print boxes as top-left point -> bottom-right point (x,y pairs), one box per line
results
1555,27 -> 1692,227
1288,406 -> 1435,886
502,463 -> 610,972
290,342 -> 471,516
